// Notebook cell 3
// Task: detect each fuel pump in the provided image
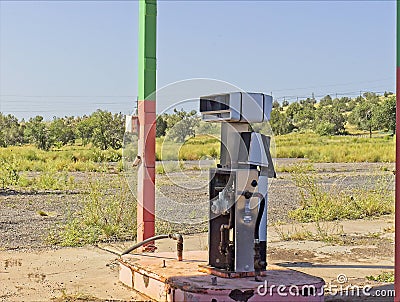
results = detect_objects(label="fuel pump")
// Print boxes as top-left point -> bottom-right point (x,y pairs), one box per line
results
199,92 -> 275,277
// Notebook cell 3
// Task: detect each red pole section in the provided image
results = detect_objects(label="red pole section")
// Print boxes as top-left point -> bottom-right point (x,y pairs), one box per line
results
137,0 -> 156,245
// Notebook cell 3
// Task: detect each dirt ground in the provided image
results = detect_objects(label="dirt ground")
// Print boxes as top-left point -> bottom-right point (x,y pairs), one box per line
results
0,160 -> 395,301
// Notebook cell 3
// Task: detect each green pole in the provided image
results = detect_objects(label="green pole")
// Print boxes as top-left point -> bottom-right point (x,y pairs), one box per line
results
137,0 -> 156,244
138,0 -> 157,101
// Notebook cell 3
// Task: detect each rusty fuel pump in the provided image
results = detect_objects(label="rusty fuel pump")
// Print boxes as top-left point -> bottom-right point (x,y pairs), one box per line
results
199,92 -> 275,279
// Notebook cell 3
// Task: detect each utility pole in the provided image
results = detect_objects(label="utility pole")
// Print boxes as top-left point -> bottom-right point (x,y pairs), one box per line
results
137,0 -> 157,246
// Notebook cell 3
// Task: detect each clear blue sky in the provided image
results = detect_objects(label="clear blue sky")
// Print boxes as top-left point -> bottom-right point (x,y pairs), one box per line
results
0,1 -> 396,120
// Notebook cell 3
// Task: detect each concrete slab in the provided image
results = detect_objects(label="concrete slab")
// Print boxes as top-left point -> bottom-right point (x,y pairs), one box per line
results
0,247 -> 147,301
119,251 -> 325,302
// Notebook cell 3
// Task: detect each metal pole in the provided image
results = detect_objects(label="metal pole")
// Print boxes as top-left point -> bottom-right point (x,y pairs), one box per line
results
137,0 -> 156,245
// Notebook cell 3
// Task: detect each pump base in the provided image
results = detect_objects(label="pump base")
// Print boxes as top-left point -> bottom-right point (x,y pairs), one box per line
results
119,251 -> 324,301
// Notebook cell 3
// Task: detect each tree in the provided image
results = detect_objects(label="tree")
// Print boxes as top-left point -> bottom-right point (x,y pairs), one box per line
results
332,97 -> 348,113
313,106 -> 345,136
272,100 -> 280,109
165,109 -> 200,142
286,102 -> 302,129
76,116 -> 95,146
363,92 -> 379,103
0,113 -> 24,147
347,98 -> 359,111
348,101 -> 380,138
195,121 -> 220,136
300,97 -> 316,106
319,95 -> 333,107
24,116 -> 53,150
156,114 -> 167,137
286,100 -> 315,131
376,96 -> 396,135
49,117 -> 76,147
90,110 -> 124,150
269,108 -> 294,135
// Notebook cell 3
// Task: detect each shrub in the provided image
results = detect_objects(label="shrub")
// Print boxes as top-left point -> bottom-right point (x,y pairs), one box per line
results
0,158 -> 19,189
288,164 -> 394,222
50,176 -> 137,246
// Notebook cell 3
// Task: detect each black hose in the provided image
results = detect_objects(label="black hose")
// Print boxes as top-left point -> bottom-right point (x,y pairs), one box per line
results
121,234 -> 169,255
219,206 -> 234,255
253,193 -> 266,241
121,234 -> 183,260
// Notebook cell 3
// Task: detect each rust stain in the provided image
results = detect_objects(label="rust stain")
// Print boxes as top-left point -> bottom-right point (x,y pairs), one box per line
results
143,274 -> 150,288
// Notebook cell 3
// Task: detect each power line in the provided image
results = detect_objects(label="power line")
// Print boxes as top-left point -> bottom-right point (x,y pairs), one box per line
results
271,77 -> 394,93
0,95 -> 137,98
272,89 -> 393,103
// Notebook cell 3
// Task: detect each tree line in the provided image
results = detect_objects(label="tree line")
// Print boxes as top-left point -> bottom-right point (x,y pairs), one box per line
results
270,92 -> 395,137
155,92 -> 396,139
0,110 -> 124,150
0,92 -> 396,150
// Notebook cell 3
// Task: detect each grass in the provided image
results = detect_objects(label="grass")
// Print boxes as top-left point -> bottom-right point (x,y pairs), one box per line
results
48,176 -> 137,246
0,131 -> 394,177
0,145 -> 121,172
155,161 -> 185,174
18,171 -> 76,191
156,135 -> 220,161
272,220 -> 344,243
155,132 -> 394,162
275,132 -> 395,162
288,164 -> 394,223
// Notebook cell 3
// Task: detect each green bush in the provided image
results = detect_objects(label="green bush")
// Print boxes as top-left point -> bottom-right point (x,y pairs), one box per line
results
315,122 -> 336,136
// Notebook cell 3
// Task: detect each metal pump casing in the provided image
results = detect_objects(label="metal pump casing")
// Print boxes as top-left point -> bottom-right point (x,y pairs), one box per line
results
200,92 -> 275,273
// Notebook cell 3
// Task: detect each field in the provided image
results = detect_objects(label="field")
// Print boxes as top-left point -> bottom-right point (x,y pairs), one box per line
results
0,132 -> 396,301
156,132 -> 395,162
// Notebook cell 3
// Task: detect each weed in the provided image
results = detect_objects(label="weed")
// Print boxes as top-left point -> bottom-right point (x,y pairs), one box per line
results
17,171 -> 76,191
366,271 -> 394,283
156,161 -> 183,175
155,219 -> 174,234
272,220 -> 343,243
52,290 -> 101,302
50,176 -> 136,246
288,165 -> 394,222
275,162 -> 314,173
384,226 -> 395,233
272,222 -> 312,241
0,158 -> 19,189
156,164 -> 166,175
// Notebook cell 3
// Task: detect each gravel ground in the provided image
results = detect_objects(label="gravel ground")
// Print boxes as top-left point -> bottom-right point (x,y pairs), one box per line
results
0,160 -> 395,250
